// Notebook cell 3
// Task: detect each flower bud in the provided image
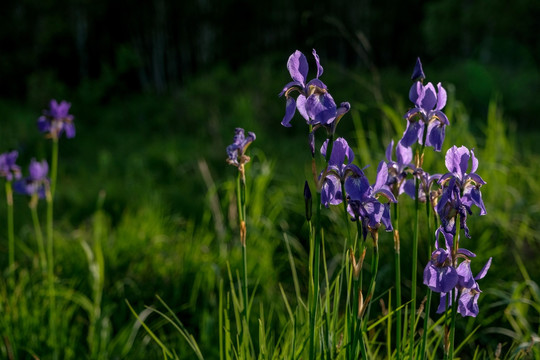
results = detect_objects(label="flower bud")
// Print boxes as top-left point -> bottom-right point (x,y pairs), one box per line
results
304,180 -> 312,222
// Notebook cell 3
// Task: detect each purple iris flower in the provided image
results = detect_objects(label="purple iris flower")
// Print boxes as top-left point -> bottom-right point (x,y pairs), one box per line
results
401,59 -> 449,151
402,167 -> 442,204
37,99 -> 76,139
435,257 -> 492,317
344,162 -> 396,239
319,137 -> 363,207
0,151 -> 22,182
14,159 -> 50,199
437,146 -> 487,237
279,50 -> 350,128
226,128 -> 256,167
384,139 -> 413,197
423,247 -> 458,293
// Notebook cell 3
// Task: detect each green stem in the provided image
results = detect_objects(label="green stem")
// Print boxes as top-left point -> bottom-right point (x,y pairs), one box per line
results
448,215 -> 461,360
6,182 -> 15,284
236,169 -> 249,352
30,201 -> 47,274
47,138 -> 59,358
309,192 -> 322,360
409,175 -> 420,359
392,202 -> 401,359
420,200 -> 433,359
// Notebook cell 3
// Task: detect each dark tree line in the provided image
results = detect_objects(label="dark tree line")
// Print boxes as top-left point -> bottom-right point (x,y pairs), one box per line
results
1,0 -> 538,99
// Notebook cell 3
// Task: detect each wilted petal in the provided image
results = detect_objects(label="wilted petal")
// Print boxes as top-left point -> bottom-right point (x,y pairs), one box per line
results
287,50 -> 309,85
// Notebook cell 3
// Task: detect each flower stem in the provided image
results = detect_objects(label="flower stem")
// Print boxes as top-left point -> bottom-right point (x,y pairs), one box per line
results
309,191 -> 322,360
408,174 -> 420,359
47,138 -> 59,358
30,200 -> 47,274
448,215 -> 461,360
236,169 -> 250,352
420,200 -> 433,360
392,202 -> 402,358
5,181 -> 15,286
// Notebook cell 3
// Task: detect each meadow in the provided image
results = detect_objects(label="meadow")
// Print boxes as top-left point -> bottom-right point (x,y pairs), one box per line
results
0,54 -> 539,359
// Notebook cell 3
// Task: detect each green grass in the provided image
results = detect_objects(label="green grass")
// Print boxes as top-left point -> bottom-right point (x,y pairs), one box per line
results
0,58 -> 539,359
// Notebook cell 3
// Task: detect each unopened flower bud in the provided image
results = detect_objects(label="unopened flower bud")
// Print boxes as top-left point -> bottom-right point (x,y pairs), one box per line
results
304,180 -> 312,222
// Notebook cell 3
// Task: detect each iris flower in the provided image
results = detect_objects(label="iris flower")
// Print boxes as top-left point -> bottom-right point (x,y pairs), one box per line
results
14,159 -> 50,199
0,151 -> 21,181
319,137 -> 363,207
401,58 -> 449,151
279,50 -> 349,128
345,162 -> 396,239
37,99 -> 76,140
437,146 -> 487,237
226,128 -> 256,168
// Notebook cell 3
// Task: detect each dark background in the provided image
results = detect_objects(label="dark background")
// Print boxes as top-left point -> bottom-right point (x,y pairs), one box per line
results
2,0 -> 539,128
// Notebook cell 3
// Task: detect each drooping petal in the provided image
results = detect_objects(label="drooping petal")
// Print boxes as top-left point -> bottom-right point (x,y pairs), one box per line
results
345,174 -> 371,201
424,263 -> 458,293
425,121 -> 445,151
287,50 -> 309,86
296,94 -> 309,121
401,119 -> 424,147
456,260 -> 476,289
312,49 -> 324,78
281,97 -> 296,127
305,92 -> 337,125
321,173 -> 342,207
64,122 -> 76,138
457,287 -> 480,317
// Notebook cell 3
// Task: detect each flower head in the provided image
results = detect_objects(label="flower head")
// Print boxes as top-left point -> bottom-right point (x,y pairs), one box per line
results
0,151 -> 21,182
280,50 -> 350,128
37,99 -> 76,140
344,163 -> 396,239
384,140 -> 413,197
437,146 -> 487,237
319,138 -> 363,207
226,128 -> 256,168
14,159 -> 50,199
401,59 -> 449,151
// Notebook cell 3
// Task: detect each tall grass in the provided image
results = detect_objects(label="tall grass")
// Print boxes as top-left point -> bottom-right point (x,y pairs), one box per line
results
0,59 -> 538,358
